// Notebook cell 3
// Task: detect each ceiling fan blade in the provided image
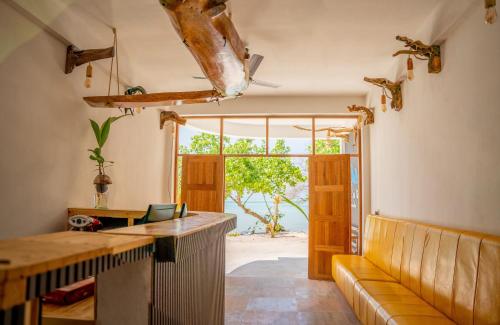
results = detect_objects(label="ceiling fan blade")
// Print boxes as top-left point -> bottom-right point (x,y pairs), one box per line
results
248,54 -> 264,78
192,76 -> 207,80
251,78 -> 281,88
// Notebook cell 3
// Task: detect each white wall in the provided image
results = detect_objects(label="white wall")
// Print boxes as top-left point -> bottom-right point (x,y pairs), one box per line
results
0,1 -> 172,239
367,3 -> 500,235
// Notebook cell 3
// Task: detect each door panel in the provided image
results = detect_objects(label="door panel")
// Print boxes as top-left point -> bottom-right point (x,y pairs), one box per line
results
181,155 -> 224,212
309,155 -> 351,280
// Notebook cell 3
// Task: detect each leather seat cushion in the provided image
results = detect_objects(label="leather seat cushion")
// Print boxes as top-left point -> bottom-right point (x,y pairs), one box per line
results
354,280 -> 454,325
332,255 -> 397,307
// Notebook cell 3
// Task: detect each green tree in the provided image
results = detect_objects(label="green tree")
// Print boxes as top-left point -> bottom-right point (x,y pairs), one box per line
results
180,134 -> 306,237
307,139 -> 341,154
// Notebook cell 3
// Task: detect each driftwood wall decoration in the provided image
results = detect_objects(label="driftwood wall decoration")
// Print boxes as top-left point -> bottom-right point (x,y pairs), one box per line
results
65,45 -> 114,74
160,111 -> 186,129
160,0 -> 249,97
347,105 -> 374,125
393,36 -> 441,74
364,77 -> 403,111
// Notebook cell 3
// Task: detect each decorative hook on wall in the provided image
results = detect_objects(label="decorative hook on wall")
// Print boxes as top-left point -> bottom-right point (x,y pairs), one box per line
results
347,105 -> 374,125
392,36 -> 441,75
65,45 -> 115,74
160,111 -> 187,130
364,77 -> 403,111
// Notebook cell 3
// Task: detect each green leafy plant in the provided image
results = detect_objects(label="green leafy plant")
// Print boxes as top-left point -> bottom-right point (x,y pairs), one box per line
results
88,114 -> 130,175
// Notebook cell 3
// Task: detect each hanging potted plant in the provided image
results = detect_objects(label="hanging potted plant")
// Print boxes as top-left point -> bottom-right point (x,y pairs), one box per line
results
88,113 -> 130,208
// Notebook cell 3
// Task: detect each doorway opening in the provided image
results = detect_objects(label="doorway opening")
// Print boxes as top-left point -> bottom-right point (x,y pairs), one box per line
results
174,115 -> 362,279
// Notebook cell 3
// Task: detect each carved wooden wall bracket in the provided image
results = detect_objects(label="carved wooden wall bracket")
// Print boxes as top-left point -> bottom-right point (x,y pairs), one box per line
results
65,45 -> 115,74
347,105 -> 374,125
364,77 -> 403,111
160,111 -> 187,129
392,35 -> 441,74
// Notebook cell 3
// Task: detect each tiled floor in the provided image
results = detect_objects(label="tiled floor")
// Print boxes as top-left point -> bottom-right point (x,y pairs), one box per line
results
225,257 -> 360,325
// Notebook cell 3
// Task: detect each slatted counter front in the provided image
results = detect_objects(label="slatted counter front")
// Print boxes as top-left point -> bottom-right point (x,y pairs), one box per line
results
0,231 -> 154,325
103,212 -> 237,325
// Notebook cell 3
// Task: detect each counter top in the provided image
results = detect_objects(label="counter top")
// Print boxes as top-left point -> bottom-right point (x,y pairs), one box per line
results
102,212 -> 236,239
0,231 -> 154,309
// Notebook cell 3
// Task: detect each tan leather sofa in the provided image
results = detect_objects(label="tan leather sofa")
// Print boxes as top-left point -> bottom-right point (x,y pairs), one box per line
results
332,215 -> 500,325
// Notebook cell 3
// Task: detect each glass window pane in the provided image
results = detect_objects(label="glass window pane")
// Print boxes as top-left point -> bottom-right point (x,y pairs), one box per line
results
350,156 -> 359,254
223,118 -> 266,155
314,118 -> 358,154
269,118 -> 312,155
178,119 -> 220,154
224,157 -> 309,235
176,156 -> 182,204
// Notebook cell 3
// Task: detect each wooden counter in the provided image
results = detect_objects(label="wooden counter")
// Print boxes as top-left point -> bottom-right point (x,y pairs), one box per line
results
0,232 -> 154,324
103,212 -> 237,325
102,211 -> 235,238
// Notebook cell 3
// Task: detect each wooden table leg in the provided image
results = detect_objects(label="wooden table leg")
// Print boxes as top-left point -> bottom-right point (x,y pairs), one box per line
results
127,218 -> 134,227
25,298 -> 40,325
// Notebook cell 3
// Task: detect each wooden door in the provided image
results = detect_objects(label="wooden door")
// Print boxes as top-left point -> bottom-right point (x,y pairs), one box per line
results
181,155 -> 224,212
308,155 -> 351,280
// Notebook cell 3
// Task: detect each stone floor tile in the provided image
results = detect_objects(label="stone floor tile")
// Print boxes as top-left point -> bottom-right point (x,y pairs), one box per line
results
246,297 -> 297,312
240,311 -> 298,325
297,311 -> 354,325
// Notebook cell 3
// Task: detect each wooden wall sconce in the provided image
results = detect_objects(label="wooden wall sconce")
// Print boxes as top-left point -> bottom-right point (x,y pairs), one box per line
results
65,45 -> 115,74
347,105 -> 374,125
364,77 -> 403,111
160,111 -> 186,130
393,36 -> 441,75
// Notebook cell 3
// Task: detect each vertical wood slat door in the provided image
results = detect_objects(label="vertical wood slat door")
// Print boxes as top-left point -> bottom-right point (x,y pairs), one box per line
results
181,155 -> 224,212
308,155 -> 351,280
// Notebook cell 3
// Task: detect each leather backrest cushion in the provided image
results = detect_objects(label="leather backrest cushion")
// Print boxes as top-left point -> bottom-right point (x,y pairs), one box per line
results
420,227 -> 442,304
389,221 -> 406,281
451,234 -> 481,324
400,222 -> 416,288
363,216 -> 398,274
474,237 -> 500,325
434,230 -> 460,319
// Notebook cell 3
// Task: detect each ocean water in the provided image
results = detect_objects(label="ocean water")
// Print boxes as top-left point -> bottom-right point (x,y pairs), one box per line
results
224,199 -> 309,234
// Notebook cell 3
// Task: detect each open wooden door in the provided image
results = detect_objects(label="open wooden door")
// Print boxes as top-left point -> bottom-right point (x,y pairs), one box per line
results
308,155 -> 351,280
181,155 -> 224,212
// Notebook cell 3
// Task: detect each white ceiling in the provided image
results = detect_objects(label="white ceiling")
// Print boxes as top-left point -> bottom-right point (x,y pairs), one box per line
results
16,0 -> 446,97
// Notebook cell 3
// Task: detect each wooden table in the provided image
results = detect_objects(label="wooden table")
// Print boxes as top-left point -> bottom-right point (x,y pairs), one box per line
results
103,212 -> 237,325
68,208 -> 146,227
0,231 -> 154,325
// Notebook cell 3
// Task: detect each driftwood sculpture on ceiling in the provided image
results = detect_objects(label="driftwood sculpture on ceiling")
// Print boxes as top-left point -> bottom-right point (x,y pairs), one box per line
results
83,0 -> 274,109
160,0 -> 248,97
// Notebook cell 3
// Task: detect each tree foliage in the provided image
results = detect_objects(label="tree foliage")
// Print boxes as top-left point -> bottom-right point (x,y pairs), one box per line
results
308,139 -> 341,154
